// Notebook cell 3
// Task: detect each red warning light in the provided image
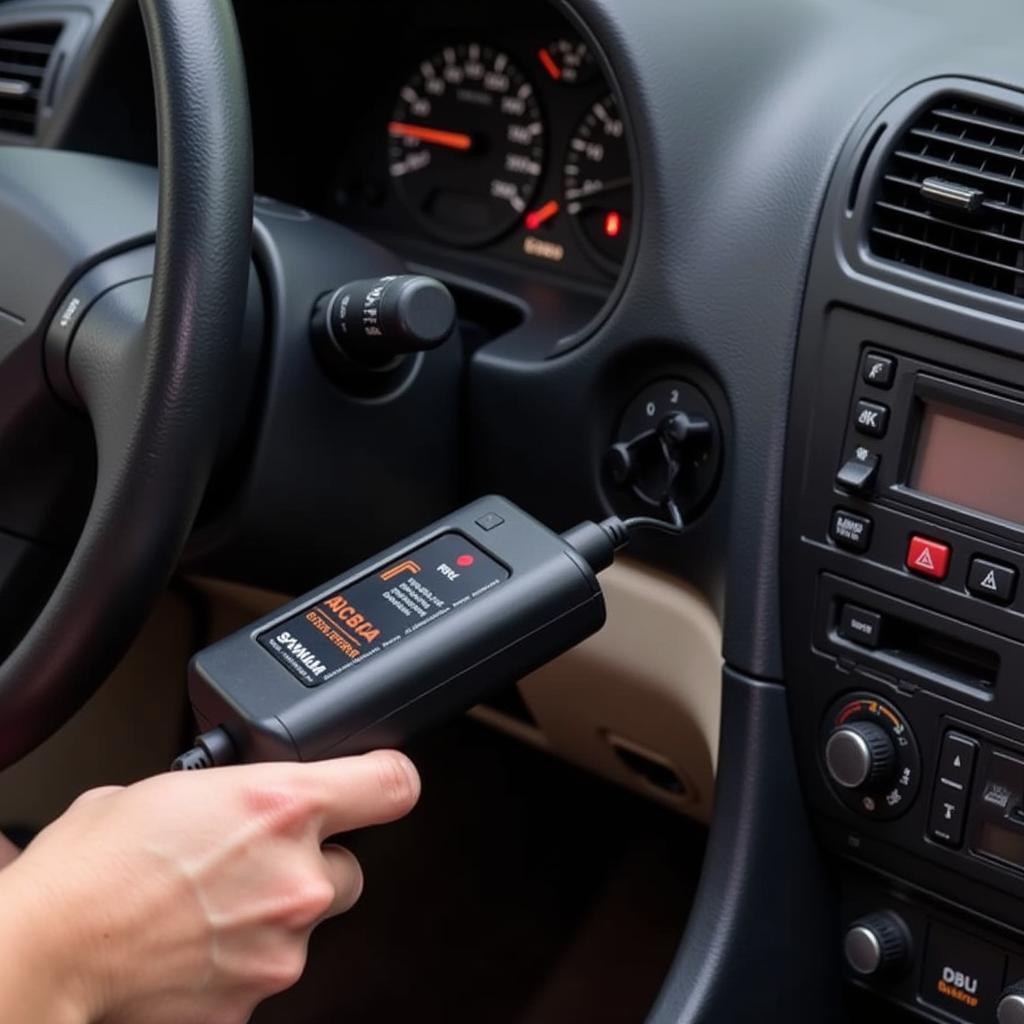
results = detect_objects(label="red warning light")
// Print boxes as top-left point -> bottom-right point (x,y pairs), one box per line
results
603,211 -> 622,238
456,554 -> 475,568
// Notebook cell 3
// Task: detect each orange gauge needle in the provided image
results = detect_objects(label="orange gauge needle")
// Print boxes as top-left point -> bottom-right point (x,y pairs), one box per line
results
387,121 -> 473,151
538,48 -> 562,80
525,199 -> 560,230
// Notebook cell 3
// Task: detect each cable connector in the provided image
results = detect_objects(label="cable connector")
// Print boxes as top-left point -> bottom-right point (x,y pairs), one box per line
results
170,726 -> 237,771
562,500 -> 684,573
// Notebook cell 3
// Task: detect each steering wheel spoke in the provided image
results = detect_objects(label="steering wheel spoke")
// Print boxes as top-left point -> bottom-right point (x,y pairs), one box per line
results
0,0 -> 254,768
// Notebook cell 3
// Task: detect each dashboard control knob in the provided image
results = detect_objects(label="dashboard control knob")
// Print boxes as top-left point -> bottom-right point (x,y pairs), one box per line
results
825,721 -> 895,790
312,274 -> 456,373
998,981 -> 1024,1024
843,912 -> 910,978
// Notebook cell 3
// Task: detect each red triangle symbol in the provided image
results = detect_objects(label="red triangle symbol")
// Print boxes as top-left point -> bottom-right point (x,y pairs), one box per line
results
915,547 -> 935,569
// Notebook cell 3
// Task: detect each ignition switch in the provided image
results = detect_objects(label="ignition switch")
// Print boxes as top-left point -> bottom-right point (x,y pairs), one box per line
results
604,378 -> 722,520
311,274 -> 456,377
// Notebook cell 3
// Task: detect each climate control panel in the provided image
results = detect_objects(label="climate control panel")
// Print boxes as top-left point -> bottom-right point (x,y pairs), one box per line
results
822,693 -> 920,820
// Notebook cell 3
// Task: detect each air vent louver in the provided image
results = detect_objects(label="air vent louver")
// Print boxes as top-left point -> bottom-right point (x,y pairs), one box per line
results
870,96 -> 1024,299
0,23 -> 61,138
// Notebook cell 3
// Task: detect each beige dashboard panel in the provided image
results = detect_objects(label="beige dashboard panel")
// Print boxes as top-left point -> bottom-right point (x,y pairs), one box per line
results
477,558 -> 722,821
0,591 -> 195,829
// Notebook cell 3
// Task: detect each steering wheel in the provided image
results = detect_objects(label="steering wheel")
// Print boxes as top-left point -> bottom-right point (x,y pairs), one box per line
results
0,0 -> 252,768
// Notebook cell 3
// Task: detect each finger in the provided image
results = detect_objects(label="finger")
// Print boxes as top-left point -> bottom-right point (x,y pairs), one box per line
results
301,750 -> 421,838
0,833 -> 20,869
319,844 -> 364,918
70,785 -> 124,808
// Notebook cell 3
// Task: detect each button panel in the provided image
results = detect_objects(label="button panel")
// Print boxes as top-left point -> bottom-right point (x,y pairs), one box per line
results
967,557 -> 1017,604
854,399 -> 890,438
862,352 -> 896,389
930,780 -> 968,847
920,923 -> 1006,1023
836,452 -> 879,494
928,732 -> 978,849
907,535 -> 951,581
937,732 -> 978,793
837,604 -> 882,648
830,509 -> 873,552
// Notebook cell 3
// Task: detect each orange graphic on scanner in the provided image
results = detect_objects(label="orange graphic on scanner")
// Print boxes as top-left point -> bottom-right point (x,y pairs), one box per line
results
379,559 -> 421,582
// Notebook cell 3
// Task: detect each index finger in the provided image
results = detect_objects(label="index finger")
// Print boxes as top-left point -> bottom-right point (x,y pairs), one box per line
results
299,749 -> 421,838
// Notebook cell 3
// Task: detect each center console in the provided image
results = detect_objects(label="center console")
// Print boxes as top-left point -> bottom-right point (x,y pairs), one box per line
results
784,78 -> 1024,1024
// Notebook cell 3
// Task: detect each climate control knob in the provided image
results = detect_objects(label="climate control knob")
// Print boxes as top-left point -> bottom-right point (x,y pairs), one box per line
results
820,693 -> 920,820
844,911 -> 910,978
998,981 -> 1024,1024
825,721 -> 896,790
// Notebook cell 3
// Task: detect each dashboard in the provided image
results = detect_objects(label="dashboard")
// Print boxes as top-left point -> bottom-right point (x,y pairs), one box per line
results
15,0 -> 1024,1022
239,0 -> 633,294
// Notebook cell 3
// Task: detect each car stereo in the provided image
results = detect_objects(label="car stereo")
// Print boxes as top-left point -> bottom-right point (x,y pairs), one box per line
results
783,306 -> 1024,1023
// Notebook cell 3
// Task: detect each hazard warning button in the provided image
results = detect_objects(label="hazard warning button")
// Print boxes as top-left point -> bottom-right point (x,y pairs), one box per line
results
906,535 -> 951,581
967,557 -> 1017,604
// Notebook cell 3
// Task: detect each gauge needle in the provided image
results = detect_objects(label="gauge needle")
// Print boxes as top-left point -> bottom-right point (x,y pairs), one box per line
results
538,49 -> 562,80
565,176 -> 633,202
525,199 -> 560,230
388,121 -> 473,151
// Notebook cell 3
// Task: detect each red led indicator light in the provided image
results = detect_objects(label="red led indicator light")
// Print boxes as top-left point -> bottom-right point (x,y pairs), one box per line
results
603,211 -> 622,238
456,554 -> 475,568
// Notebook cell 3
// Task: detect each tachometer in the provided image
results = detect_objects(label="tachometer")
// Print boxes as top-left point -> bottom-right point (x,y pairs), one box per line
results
388,44 -> 545,247
537,38 -> 596,85
563,94 -> 632,269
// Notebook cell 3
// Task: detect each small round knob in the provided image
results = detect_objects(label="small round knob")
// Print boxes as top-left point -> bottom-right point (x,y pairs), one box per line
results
604,443 -> 634,485
658,411 -> 712,449
825,721 -> 895,790
844,911 -> 910,978
312,274 -> 456,373
998,981 -> 1024,1024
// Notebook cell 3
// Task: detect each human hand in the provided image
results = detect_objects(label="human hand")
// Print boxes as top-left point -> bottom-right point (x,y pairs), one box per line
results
0,831 -> 19,869
0,750 -> 419,1024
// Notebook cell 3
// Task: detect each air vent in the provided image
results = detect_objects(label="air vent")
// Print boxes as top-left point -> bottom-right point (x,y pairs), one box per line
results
870,96 -> 1024,299
0,23 -> 62,138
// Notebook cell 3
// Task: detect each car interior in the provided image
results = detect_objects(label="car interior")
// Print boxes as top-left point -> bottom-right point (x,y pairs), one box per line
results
6,0 -> 1024,1020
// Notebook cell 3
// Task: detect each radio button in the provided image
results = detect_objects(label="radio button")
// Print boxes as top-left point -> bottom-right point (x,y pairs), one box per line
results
854,399 -> 890,438
938,732 -> 977,792
862,352 -> 895,389
920,924 -> 1005,1023
830,509 -> 873,552
967,557 -> 1017,604
836,453 -> 879,494
907,536 -> 951,581
838,604 -> 882,648
929,779 -> 968,846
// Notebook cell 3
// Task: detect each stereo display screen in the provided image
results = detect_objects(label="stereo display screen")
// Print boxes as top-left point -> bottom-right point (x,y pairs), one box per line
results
910,401 -> 1024,526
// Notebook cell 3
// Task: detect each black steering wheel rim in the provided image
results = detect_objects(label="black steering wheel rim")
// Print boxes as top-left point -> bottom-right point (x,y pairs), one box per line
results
0,0 -> 252,768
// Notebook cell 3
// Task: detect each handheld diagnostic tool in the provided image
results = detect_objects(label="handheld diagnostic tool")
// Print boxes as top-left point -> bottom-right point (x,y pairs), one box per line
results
176,495 -> 680,768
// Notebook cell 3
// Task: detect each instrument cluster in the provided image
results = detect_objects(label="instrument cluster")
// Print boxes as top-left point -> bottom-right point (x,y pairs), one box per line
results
380,36 -> 632,280
239,0 -> 635,291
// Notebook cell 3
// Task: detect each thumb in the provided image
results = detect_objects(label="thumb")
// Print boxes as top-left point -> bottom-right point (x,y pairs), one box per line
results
0,832 -> 20,869
319,844 -> 364,919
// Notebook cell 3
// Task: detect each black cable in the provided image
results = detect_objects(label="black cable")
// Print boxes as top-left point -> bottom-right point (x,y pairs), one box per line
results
618,497 -> 685,537
170,725 -> 237,771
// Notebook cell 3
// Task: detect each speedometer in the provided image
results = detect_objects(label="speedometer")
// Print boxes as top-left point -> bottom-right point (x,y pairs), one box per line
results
388,44 -> 546,247
563,94 -> 632,269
